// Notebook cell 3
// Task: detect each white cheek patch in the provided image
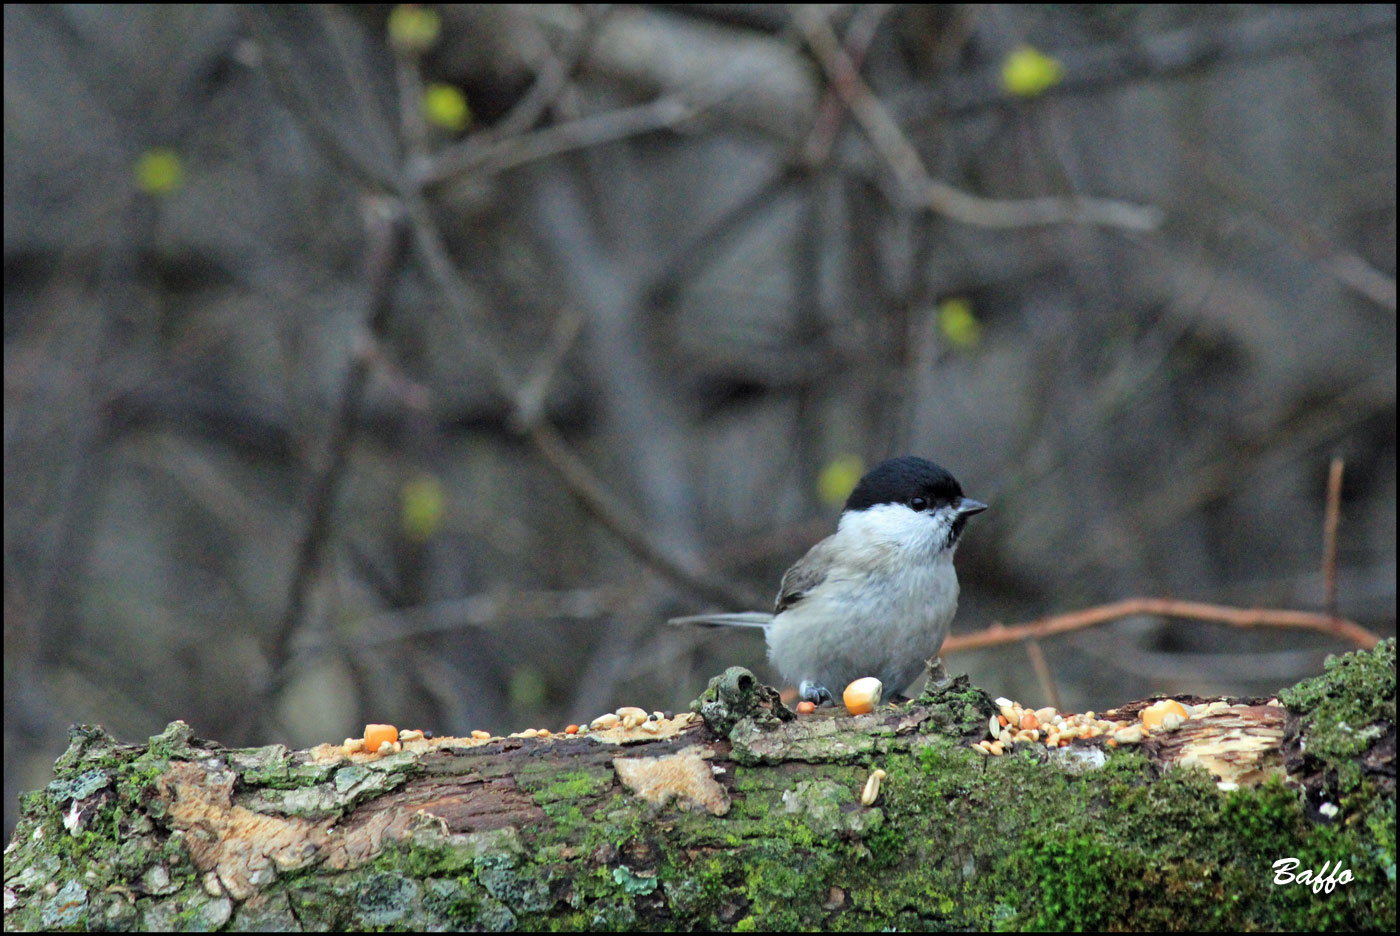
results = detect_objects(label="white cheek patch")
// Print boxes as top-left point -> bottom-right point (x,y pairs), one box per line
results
836,502 -> 956,555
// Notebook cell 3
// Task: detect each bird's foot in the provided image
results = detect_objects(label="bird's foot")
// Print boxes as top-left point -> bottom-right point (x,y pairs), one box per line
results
798,681 -> 835,706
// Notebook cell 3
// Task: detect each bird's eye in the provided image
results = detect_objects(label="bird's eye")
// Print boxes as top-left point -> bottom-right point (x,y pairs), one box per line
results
910,496 -> 928,511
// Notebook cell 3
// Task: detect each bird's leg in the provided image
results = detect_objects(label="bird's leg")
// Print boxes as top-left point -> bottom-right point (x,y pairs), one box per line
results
798,681 -> 835,706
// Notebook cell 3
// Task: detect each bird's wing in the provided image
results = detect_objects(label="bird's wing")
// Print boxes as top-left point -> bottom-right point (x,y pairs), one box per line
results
774,534 -> 839,614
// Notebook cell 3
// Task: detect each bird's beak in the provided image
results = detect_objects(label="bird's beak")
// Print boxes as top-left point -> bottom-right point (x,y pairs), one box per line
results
957,498 -> 988,517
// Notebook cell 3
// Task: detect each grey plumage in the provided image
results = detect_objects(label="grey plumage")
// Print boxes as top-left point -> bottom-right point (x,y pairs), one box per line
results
668,456 -> 985,703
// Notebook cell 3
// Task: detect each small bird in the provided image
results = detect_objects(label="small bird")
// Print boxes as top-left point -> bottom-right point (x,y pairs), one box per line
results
670,456 -> 986,704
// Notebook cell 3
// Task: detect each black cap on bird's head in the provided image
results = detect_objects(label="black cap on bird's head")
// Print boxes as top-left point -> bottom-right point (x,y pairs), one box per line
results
844,456 -> 988,538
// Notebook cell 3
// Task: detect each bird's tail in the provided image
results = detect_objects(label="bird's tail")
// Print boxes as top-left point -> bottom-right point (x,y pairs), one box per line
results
667,611 -> 773,629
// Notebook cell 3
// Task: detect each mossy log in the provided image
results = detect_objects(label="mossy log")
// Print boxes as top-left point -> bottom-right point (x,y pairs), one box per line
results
5,641 -> 1394,931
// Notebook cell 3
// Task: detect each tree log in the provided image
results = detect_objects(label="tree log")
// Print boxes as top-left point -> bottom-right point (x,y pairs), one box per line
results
5,641 -> 1393,931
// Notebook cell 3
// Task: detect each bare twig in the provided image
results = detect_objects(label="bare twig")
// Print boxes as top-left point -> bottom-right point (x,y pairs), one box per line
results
491,7 -> 610,140
1323,457 -> 1344,620
524,422 -> 755,609
243,7 -> 398,193
792,6 -> 1163,231
275,201 -> 407,654
335,587 -> 637,649
417,97 -> 696,185
511,306 -> 586,433
237,7 -> 762,740
399,190 -> 520,388
1023,638 -> 1062,712
1074,365 -> 1395,576
799,3 -> 893,166
942,597 -> 1380,655
892,5 -> 1396,121
1193,151 -> 1396,312
392,42 -> 429,159
401,188 -> 752,608
398,170 -> 756,609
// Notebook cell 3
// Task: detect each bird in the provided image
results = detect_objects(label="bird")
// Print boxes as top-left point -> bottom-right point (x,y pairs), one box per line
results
670,456 -> 986,704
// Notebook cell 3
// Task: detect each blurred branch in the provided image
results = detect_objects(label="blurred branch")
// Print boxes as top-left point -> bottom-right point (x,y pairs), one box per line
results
798,3 -> 892,166
892,5 -> 1397,121
793,6 -> 1164,231
243,7 -> 399,192
645,168 -> 802,309
511,307 -> 586,433
1322,457 -> 1344,621
1193,149 -> 1396,312
333,586 -> 638,650
242,7 -> 763,733
523,423 -> 752,609
944,597 -> 1381,655
417,96 -> 698,185
1072,364 -> 1395,576
491,5 -> 610,140
1023,638 -> 1062,712
513,5 -> 819,143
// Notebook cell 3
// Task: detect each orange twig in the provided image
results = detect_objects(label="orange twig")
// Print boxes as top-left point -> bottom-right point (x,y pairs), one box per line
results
944,597 -> 1379,655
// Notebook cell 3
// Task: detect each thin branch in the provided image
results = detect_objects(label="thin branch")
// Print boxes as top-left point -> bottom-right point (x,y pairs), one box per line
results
1023,638 -> 1062,712
1323,457 -> 1345,620
491,7 -> 610,140
942,597 -> 1381,655
236,7 -> 760,739
417,97 -> 697,186
792,6 -> 1164,232
272,201 -> 407,666
392,42 -> 429,159
334,587 -> 637,649
524,422 -> 757,609
1193,150 -> 1396,312
799,3 -> 893,166
1072,365 -> 1395,576
920,181 -> 1164,231
399,190 -> 521,389
400,180 -> 755,608
511,306 -> 586,433
242,7 -> 398,193
893,5 -> 1396,122
401,191 -> 757,606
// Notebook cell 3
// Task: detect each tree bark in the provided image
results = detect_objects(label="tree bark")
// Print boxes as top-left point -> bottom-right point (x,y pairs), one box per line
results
5,641 -> 1394,931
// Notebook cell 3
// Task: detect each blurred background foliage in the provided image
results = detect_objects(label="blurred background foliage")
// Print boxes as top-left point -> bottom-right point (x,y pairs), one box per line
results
3,4 -> 1395,838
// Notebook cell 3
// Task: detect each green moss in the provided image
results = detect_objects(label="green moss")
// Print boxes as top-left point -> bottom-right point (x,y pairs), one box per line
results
525,766 -> 614,804
661,851 -> 735,922
1019,833 -> 1143,929
914,673 -> 1000,739
1281,638 -> 1395,797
